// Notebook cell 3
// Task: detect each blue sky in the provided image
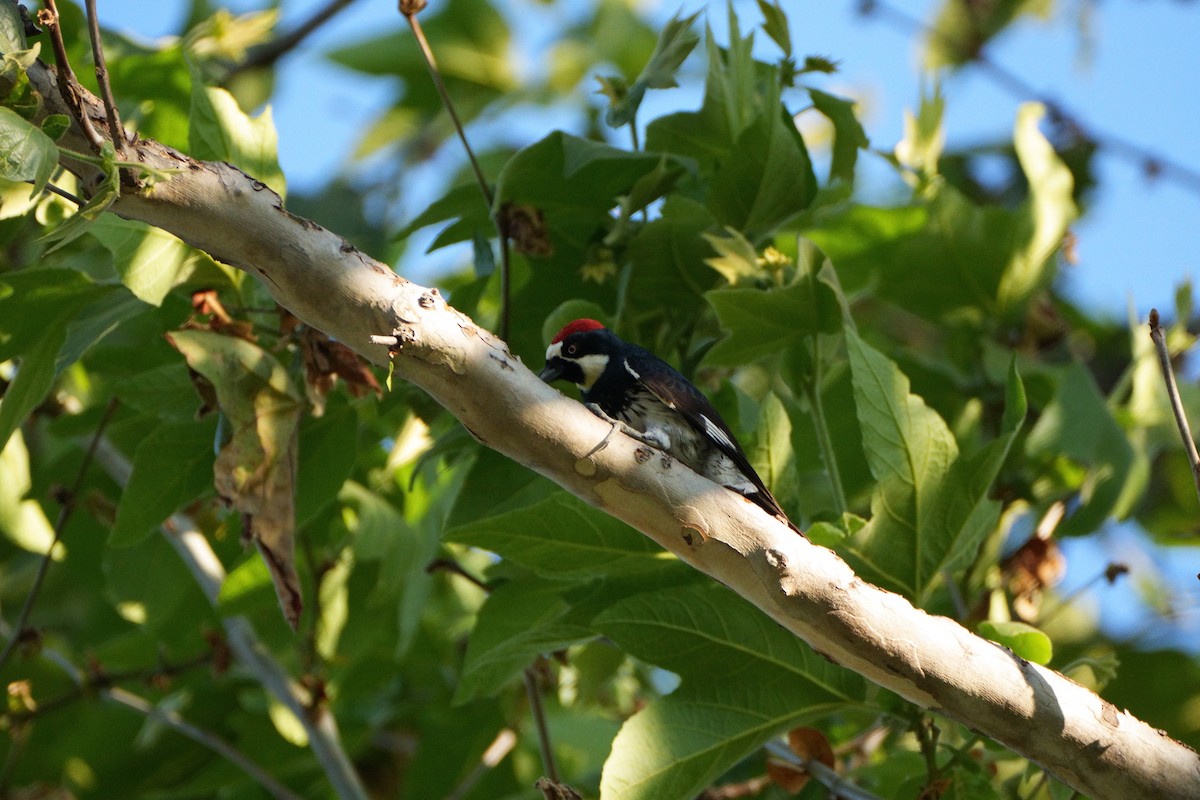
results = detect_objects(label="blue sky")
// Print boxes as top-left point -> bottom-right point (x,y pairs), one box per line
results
106,0 -> 1200,320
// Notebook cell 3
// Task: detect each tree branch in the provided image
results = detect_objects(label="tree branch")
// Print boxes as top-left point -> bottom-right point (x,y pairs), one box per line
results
23,56 -> 1200,800
91,440 -> 369,800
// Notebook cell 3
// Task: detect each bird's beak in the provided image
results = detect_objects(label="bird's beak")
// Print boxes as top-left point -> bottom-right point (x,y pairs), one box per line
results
538,361 -> 564,383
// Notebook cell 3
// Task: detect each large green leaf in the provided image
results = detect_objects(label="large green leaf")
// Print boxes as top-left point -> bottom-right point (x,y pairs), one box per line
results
602,10 -> 701,128
0,270 -> 112,451
808,88 -> 869,183
0,106 -> 57,195
109,420 -> 217,547
453,577 -> 595,704
838,330 -> 1025,604
704,259 -> 842,366
706,108 -> 815,242
1025,360 -> 1136,536
189,76 -> 285,195
494,132 -> 684,256
595,583 -> 864,800
89,216 -> 218,306
447,493 -> 668,581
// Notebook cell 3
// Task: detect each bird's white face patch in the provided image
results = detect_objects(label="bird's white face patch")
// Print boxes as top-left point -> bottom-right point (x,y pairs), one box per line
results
575,353 -> 609,390
545,341 -> 563,361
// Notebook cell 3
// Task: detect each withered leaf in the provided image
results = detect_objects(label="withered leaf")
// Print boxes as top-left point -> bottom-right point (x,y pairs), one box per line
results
168,328 -> 304,628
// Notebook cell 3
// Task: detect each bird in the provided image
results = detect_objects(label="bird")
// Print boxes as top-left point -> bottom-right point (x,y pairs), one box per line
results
539,318 -> 799,533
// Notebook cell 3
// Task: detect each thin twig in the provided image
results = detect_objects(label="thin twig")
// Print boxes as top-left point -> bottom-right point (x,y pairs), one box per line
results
402,5 -> 512,340
39,0 -> 105,151
0,397 -> 119,670
83,0 -> 125,156
425,557 -> 490,592
40,180 -> 84,205
228,0 -> 358,79
1148,308 -> 1200,505
764,740 -> 885,800
523,663 -> 559,782
104,687 -> 305,800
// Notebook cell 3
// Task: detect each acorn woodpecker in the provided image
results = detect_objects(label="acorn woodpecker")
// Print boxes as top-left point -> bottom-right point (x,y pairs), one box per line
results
539,319 -> 799,533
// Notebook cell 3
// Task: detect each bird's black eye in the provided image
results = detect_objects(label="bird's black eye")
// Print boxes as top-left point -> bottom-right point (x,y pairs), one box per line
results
566,343 -> 578,356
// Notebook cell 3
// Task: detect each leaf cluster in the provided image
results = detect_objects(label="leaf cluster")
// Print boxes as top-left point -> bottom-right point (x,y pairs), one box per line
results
0,2 -> 1197,799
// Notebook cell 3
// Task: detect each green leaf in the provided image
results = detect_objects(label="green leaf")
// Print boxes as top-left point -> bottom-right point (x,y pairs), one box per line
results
839,332 -> 1025,604
447,493 -> 668,580
0,1 -> 28,53
604,10 -> 701,127
595,583 -> 864,800
110,420 -> 217,547
977,620 -> 1052,665
394,182 -> 491,251
708,106 -> 817,240
112,362 -> 206,421
494,132 -> 682,257
1025,361 -> 1135,535
454,577 -> 595,704
701,226 -> 759,285
295,404 -> 358,526
89,216 -> 217,306
103,532 -> 198,632
0,324 -> 63,454
808,88 -> 869,183
0,270 -> 113,451
446,445 -> 560,530
997,103 -> 1077,314
756,0 -> 792,56
625,196 -> 719,316
0,429 -> 59,558
340,481 -> 439,659
704,263 -> 841,366
751,392 -> 797,510
189,75 -> 285,196
0,106 -> 57,194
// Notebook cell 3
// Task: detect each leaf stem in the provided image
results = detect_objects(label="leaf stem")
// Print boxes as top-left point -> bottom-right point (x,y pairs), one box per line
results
0,397 -> 119,671
1148,308 -> 1200,505
402,6 -> 512,339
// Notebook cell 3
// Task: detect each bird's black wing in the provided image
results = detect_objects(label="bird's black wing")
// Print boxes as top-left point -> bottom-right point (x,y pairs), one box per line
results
629,354 -> 794,527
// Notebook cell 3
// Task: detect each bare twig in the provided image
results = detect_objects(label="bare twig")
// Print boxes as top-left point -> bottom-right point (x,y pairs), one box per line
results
228,0 -> 358,79
83,0 -> 125,156
1148,308 -> 1200,505
523,662 -> 559,783
764,740 -> 885,800
39,0 -> 105,151
0,397 -> 119,670
401,4 -> 512,340
104,687 -> 306,800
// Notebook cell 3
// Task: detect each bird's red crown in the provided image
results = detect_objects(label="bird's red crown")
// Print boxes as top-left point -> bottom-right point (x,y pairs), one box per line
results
551,318 -> 606,344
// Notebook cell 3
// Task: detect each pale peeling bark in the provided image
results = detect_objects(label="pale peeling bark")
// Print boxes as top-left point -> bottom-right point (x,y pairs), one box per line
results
27,59 -> 1200,800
